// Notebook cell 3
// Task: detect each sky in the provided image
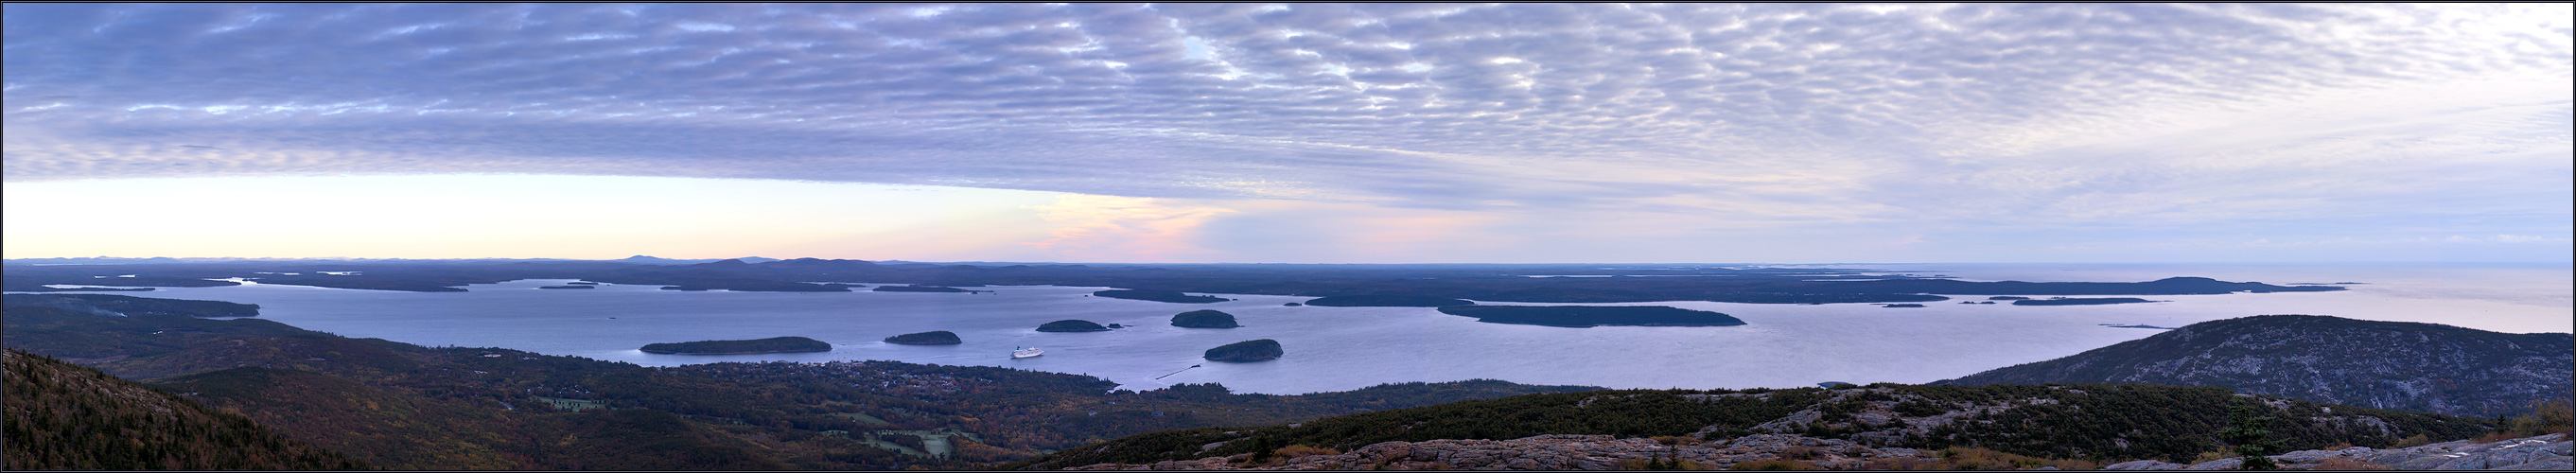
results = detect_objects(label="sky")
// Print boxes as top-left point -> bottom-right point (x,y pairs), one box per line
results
4,3 -> 2570,263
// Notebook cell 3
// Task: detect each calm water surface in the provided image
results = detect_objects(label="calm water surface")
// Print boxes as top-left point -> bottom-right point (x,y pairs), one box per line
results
20,263 -> 2568,394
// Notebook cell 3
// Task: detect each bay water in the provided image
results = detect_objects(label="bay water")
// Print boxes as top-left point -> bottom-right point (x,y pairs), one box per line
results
18,263 -> 2568,394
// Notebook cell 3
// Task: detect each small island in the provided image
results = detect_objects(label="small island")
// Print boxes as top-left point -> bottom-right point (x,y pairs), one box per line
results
1036,320 -> 1111,332
1203,339 -> 1283,362
1283,302 -> 1303,307
1435,306 -> 1745,327
1302,295 -> 1476,307
1093,289 -> 1227,304
1170,309 -> 1240,328
874,285 -> 972,293
1989,296 -> 2030,301
640,336 -> 832,355
566,281 -> 600,285
2013,297 -> 2158,306
883,331 -> 962,345
537,285 -> 595,289
1882,304 -> 1925,308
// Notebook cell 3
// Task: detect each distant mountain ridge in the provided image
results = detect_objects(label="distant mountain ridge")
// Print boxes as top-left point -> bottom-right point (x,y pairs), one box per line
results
1938,315 -> 2573,417
6,258 -> 2341,305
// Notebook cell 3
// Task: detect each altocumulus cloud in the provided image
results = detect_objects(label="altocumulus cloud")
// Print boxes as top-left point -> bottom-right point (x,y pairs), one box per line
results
4,3 -> 2568,260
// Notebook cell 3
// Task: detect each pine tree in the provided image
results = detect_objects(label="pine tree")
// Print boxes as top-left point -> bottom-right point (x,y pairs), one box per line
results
1250,436 -> 1274,464
2219,398 -> 2283,470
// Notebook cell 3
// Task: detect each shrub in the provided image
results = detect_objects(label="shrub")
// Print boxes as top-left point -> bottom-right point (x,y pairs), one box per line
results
1890,400 -> 1947,418
1273,445 -> 1340,459
2392,434 -> 2431,448
1781,446 -> 1821,460
1860,457 -> 1932,470
1728,459 -> 1818,470
1930,447 -> 2087,470
2505,398 -> 2573,437
2311,457 -> 2391,470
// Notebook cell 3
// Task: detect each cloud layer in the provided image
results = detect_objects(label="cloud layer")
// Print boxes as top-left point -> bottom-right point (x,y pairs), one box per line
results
5,3 -> 2569,261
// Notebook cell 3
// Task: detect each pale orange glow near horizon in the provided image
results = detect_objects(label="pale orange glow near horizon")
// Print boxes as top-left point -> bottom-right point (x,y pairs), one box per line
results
1,175 -> 1070,261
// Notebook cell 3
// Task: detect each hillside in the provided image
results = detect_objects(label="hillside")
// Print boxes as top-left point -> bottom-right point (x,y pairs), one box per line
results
1050,431 -> 2573,470
1938,315 -> 2574,417
1011,383 -> 2500,469
152,366 -> 789,470
3,349 -> 368,470
4,296 -> 1600,469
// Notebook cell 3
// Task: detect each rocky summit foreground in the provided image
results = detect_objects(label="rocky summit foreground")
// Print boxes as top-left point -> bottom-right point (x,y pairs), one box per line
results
1066,432 -> 2571,470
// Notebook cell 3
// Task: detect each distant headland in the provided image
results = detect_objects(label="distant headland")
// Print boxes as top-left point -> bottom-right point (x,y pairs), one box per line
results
1435,306 -> 1745,328
1094,289 -> 1227,304
1304,295 -> 1475,307
2012,297 -> 2158,306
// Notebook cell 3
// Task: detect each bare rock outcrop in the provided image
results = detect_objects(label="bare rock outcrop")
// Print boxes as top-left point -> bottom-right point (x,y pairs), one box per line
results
2102,432 -> 2568,471
1071,432 -> 2568,470
1066,433 -> 1933,470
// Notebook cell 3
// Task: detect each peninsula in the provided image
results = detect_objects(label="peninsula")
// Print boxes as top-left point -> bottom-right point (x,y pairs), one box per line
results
1435,306 -> 1745,327
1303,295 -> 1475,307
872,285 -> 973,293
2012,297 -> 2157,306
1093,289 -> 1226,304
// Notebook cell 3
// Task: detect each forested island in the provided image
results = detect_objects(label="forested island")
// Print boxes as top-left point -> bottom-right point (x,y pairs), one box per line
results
2012,297 -> 2158,306
1093,289 -> 1226,304
1035,320 -> 1111,332
883,331 -> 963,345
640,337 -> 832,355
1169,310 -> 1240,328
1203,339 -> 1284,362
1434,306 -> 1746,327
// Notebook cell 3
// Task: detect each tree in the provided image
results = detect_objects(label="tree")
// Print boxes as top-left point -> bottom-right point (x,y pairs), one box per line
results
1249,436 -> 1274,464
2218,398 -> 2283,470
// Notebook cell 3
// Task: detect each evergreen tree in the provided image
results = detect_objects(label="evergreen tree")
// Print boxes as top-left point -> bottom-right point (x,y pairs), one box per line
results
2219,398 -> 2283,470
1250,436 -> 1274,464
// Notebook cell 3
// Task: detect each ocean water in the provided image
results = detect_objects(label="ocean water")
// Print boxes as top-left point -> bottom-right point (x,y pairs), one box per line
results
14,263 -> 2568,394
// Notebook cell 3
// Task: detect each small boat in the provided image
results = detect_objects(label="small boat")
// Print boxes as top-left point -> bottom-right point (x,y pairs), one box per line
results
1012,346 -> 1043,359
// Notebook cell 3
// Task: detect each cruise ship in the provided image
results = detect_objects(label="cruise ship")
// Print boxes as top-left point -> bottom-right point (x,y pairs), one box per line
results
1011,346 -> 1043,359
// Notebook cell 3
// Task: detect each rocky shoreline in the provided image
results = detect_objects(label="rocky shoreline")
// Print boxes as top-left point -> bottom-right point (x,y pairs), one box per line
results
1065,432 -> 2570,470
